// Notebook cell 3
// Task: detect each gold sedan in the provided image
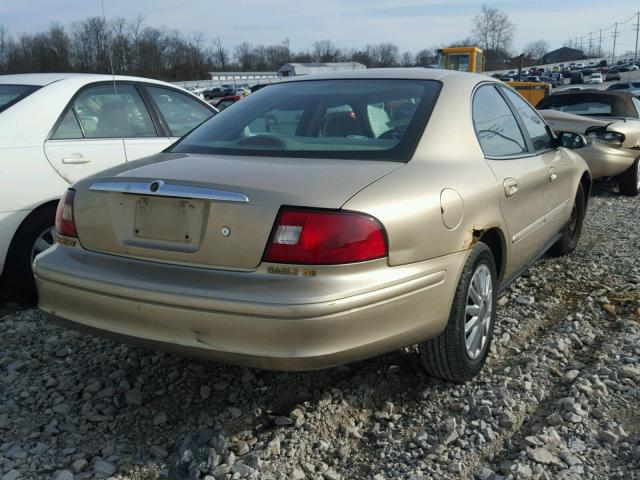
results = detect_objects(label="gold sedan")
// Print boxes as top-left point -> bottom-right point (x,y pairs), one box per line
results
34,69 -> 591,382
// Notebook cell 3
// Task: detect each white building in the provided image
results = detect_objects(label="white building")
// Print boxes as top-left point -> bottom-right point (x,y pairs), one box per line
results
277,62 -> 366,77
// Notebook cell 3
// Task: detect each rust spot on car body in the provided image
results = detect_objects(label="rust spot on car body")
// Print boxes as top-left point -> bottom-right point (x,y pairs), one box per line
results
463,226 -> 486,249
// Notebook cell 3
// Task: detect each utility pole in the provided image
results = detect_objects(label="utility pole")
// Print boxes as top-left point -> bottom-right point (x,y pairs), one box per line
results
598,29 -> 602,58
588,32 -> 593,57
611,22 -> 619,65
634,11 -> 639,64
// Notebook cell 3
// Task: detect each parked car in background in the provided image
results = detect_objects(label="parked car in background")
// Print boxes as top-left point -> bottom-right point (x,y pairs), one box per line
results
34,69 -> 591,382
212,95 -> 243,111
231,87 -> 248,97
589,73 -> 603,84
537,90 -> 640,195
203,87 -> 235,100
605,69 -> 621,81
607,82 -> 640,96
0,73 -> 216,302
541,76 -> 562,88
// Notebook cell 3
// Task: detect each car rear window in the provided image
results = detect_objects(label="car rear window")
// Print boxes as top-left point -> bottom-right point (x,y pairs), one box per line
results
0,84 -> 39,113
547,101 -> 612,116
170,79 -> 441,161
537,94 -> 616,116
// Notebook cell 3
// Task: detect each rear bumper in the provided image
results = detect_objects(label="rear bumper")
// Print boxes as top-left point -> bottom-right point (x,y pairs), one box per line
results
34,245 -> 467,370
580,144 -> 639,179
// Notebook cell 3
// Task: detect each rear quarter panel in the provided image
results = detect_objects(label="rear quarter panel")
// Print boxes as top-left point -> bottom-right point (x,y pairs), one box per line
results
343,76 -> 507,269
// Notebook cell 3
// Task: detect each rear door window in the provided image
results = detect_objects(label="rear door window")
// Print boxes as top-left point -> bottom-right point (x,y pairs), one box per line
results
51,109 -> 83,140
501,87 -> 553,153
146,86 -> 213,136
73,84 -> 157,138
472,85 -> 528,157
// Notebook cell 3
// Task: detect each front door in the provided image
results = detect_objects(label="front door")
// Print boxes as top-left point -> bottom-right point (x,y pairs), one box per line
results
500,87 -> 574,235
472,84 -> 549,278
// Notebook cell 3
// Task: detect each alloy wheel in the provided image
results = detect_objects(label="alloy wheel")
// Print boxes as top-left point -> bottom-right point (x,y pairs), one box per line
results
31,226 -> 55,263
465,264 -> 493,360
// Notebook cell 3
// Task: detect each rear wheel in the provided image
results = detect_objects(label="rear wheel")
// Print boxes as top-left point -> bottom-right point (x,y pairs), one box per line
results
3,205 -> 57,305
549,183 -> 585,256
420,242 -> 497,382
617,158 -> 640,196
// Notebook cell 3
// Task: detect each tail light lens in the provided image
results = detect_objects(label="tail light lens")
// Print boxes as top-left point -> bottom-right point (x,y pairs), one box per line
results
264,208 -> 387,265
55,189 -> 77,238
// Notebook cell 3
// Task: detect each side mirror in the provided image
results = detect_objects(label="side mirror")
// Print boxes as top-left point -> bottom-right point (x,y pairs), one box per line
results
558,132 -> 587,149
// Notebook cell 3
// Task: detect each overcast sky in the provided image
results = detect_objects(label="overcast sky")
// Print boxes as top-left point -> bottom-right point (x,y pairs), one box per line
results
2,0 -> 639,55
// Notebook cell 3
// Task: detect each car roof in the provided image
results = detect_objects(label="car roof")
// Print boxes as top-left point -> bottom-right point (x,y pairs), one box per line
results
539,89 -> 639,117
0,72 -> 179,88
280,67 -> 485,84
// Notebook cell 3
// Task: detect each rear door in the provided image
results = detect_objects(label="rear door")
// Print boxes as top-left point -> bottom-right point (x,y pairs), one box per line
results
44,83 -> 127,184
501,87 -> 574,234
114,84 -> 172,161
472,84 -> 549,278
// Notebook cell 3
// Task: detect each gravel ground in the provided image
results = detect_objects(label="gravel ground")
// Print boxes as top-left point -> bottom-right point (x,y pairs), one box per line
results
1,180 -> 639,480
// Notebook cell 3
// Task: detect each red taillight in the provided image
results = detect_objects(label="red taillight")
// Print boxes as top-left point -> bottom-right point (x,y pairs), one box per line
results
264,208 -> 387,265
55,189 -> 77,238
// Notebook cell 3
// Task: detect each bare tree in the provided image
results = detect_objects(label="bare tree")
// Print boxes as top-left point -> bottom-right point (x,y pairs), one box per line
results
415,47 -> 438,66
312,40 -> 340,62
401,51 -> 413,67
471,5 -> 515,58
524,39 -> 550,62
212,37 -> 228,70
234,42 -> 254,70
374,43 -> 399,67
265,39 -> 291,69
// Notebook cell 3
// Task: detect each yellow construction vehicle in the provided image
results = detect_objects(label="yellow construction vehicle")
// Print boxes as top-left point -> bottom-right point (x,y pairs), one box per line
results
505,80 -> 550,106
437,47 -> 484,73
436,46 -> 550,105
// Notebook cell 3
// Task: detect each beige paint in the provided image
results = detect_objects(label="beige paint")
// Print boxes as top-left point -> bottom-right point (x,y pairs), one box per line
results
540,109 -> 640,178
34,68 -> 590,370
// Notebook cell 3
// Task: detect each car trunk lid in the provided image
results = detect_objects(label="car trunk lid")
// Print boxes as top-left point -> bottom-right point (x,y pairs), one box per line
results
72,153 -> 401,270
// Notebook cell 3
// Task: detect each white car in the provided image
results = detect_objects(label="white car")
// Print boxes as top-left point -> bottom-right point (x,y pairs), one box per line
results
0,73 -> 216,302
589,73 -> 603,84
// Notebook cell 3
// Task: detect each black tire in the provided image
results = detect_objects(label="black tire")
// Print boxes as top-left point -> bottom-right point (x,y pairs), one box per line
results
420,242 -> 497,383
3,204 -> 57,305
617,158 -> 640,196
549,183 -> 585,256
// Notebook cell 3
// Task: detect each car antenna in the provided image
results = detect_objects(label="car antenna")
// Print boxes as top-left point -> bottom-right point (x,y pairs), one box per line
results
100,0 -> 121,139
101,0 -> 117,86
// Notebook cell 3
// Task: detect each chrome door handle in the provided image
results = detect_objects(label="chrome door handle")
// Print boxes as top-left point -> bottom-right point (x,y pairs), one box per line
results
503,178 -> 519,197
549,169 -> 558,182
62,154 -> 90,164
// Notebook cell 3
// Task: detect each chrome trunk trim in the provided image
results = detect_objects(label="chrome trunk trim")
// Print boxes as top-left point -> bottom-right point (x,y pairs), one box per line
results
90,181 -> 250,203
